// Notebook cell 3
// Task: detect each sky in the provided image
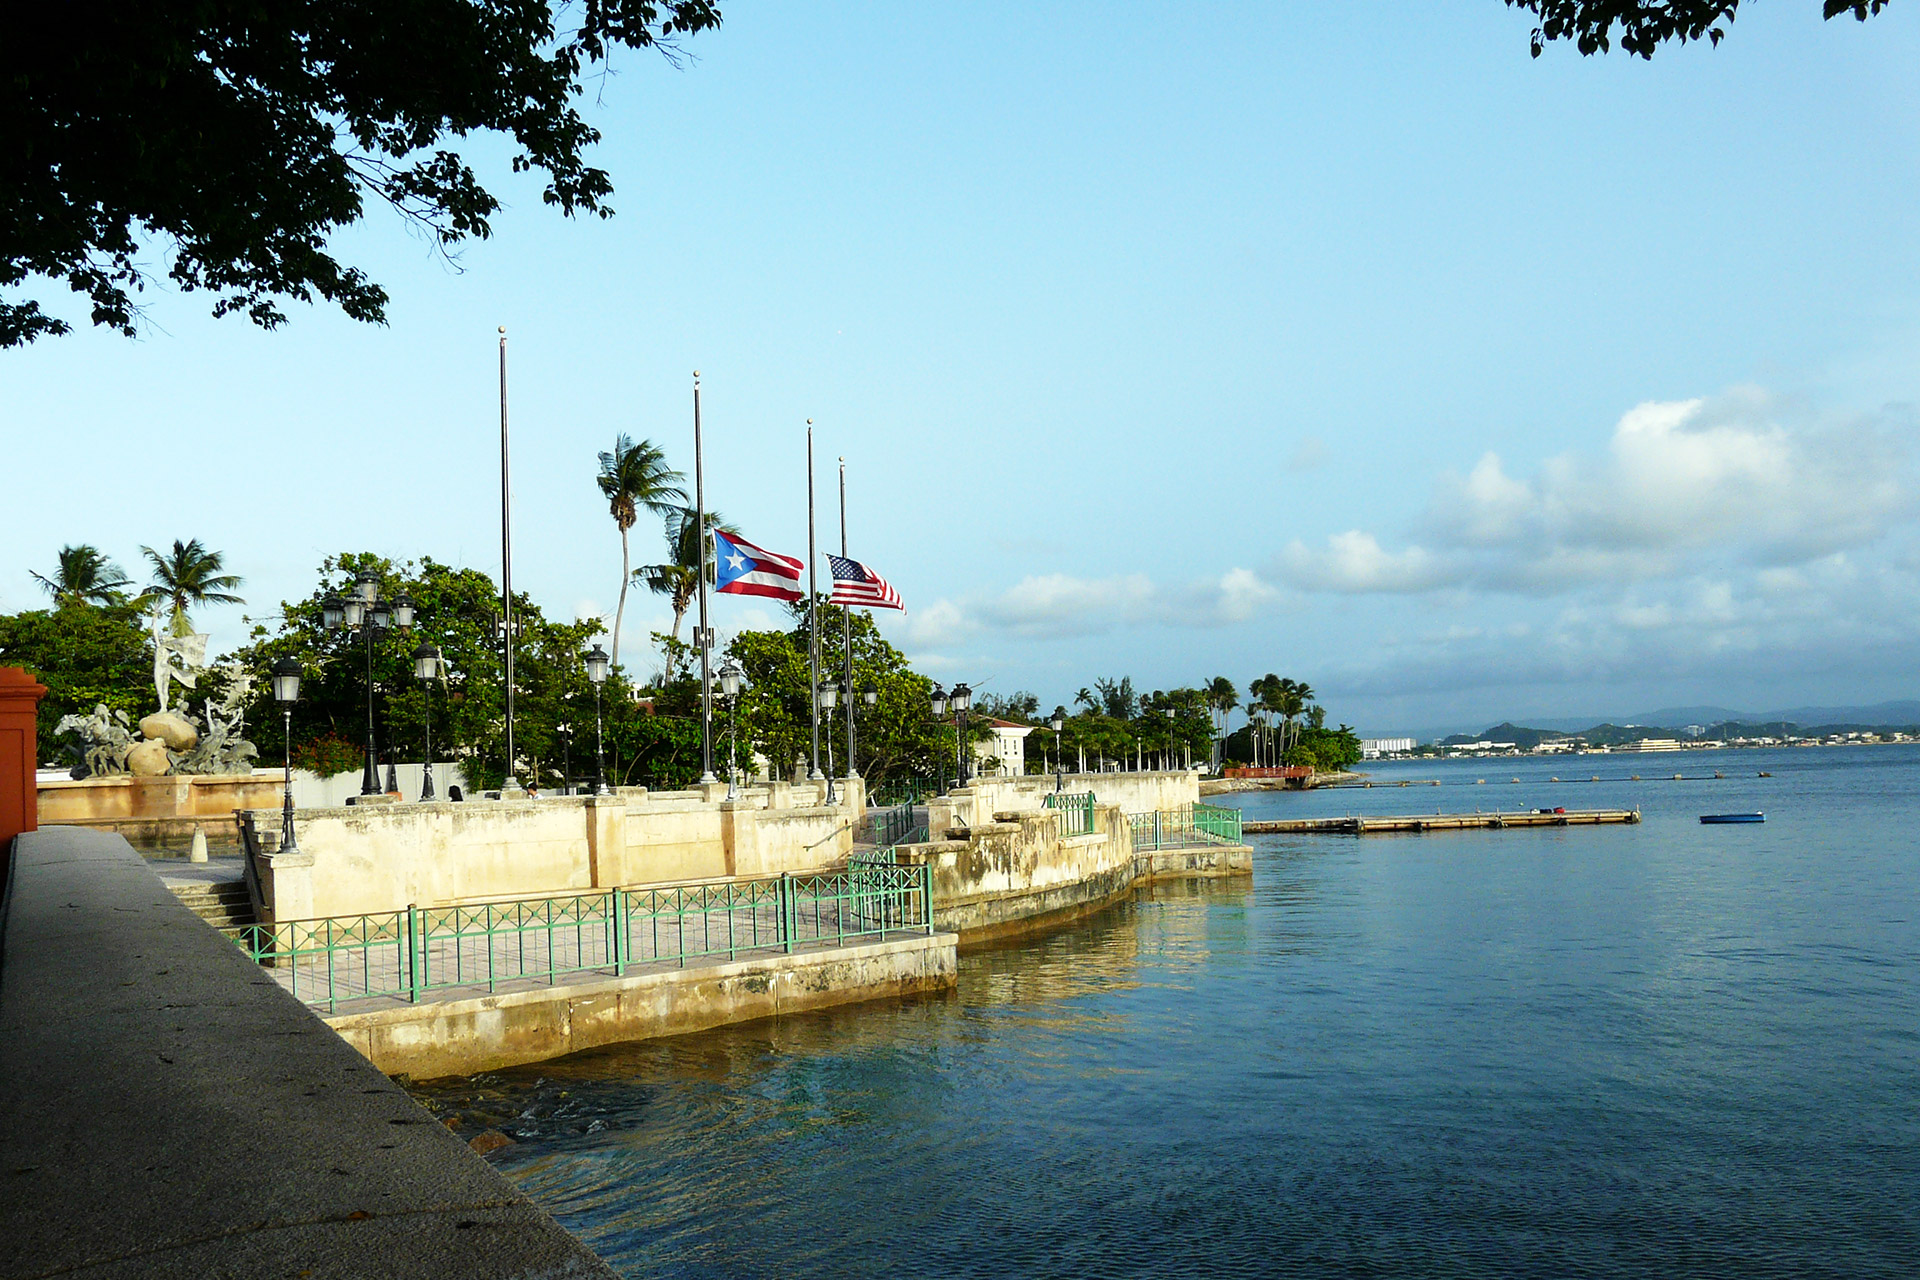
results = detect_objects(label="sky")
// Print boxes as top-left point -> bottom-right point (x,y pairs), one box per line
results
5,3 -> 1920,737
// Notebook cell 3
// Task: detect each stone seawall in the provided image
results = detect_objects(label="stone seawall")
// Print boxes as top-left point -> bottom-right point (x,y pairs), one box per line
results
327,933 -> 957,1080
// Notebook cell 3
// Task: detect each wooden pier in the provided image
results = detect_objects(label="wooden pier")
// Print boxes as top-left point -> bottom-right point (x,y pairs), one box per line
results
1243,808 -> 1640,835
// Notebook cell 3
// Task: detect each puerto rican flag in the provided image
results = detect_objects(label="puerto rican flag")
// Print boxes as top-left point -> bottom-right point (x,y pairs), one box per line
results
714,530 -> 805,602
828,554 -> 904,610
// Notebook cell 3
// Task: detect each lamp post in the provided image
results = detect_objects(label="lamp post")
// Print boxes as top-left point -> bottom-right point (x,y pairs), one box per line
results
855,680 -> 877,778
1050,707 -> 1066,792
950,682 -> 972,788
928,684 -> 948,794
586,643 -> 611,796
413,642 -> 441,800
817,680 -> 841,805
719,659 -> 744,800
270,656 -> 303,854
322,573 -> 413,796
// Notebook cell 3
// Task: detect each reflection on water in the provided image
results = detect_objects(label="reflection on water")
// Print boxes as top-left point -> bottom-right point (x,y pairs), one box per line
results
411,751 -> 1920,1279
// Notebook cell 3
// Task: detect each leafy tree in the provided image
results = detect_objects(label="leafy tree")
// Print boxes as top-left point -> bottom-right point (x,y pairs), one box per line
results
139,538 -> 244,635
2,2 -> 723,346
974,690 -> 1040,723
0,601 -> 154,753
637,505 -> 736,682
1092,676 -> 1137,720
1507,1 -> 1886,59
596,435 -> 686,675
31,544 -> 132,607
724,600 -> 951,786
231,552 -> 610,791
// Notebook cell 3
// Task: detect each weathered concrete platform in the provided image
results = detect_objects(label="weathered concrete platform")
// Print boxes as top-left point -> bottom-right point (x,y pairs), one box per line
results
1244,808 -> 1640,835
0,827 -> 615,1280
325,931 -> 956,1080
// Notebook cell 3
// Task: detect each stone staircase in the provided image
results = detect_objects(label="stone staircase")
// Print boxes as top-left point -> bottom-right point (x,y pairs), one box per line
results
168,879 -> 255,931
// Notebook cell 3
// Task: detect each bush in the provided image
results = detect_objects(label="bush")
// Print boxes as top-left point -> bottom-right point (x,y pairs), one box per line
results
292,731 -> 364,778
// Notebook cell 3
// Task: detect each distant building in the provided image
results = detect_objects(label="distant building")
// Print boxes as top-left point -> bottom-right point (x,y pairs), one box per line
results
1614,738 -> 1683,753
1360,737 -> 1416,758
974,719 -> 1036,775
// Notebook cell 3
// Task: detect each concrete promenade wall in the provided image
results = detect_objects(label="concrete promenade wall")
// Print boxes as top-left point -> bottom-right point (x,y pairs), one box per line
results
37,770 -> 286,847
901,798 -> 1252,942
0,826 -> 614,1279
929,769 -> 1199,836
327,932 -> 957,1079
256,778 -> 864,920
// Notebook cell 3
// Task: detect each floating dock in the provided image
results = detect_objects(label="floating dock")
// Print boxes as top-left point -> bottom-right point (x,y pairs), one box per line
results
1243,808 -> 1640,835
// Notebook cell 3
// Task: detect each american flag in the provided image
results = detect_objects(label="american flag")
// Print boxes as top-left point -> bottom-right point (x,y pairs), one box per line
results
828,554 -> 903,610
714,530 -> 805,602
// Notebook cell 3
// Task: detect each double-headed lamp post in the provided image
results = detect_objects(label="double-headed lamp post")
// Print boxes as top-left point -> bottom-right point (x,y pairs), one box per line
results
929,684 -> 949,794
413,642 -> 442,801
1050,707 -> 1066,792
270,656 -> 303,853
817,680 -> 841,805
719,659 -> 745,800
586,643 -> 611,796
321,571 -> 413,796
949,682 -> 972,788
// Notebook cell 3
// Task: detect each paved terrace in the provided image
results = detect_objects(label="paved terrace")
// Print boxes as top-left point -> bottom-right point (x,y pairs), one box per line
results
0,826 -> 614,1280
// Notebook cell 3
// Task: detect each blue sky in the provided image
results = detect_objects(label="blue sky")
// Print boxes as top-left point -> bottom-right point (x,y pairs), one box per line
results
5,3 -> 1920,735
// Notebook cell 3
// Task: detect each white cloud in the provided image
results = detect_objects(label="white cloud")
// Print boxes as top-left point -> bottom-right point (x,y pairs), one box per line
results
905,566 -> 1287,646
1278,388 -> 1915,598
1272,530 -> 1456,594
1286,435 -> 1329,472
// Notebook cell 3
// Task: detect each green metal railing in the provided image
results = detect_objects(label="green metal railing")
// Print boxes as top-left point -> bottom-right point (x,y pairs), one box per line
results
867,780 -> 928,809
873,797 -> 925,847
1128,802 -> 1243,851
225,863 -> 934,1014
1044,790 -> 1098,836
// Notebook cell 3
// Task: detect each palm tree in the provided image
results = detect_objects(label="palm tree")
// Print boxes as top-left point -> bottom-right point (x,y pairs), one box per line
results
637,505 -> 739,682
138,539 -> 244,634
596,435 -> 686,674
1206,675 -> 1237,763
31,544 -> 131,607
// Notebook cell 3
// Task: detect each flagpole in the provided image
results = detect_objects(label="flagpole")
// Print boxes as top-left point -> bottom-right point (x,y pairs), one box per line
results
695,372 -> 715,784
807,422 -> 822,781
499,325 -> 518,794
839,457 -> 855,780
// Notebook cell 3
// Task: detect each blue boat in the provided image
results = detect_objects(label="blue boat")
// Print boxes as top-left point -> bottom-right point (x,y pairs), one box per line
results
1700,813 -> 1765,824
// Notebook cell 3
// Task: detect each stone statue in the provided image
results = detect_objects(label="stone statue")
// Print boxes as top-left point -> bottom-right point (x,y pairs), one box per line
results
57,619 -> 261,778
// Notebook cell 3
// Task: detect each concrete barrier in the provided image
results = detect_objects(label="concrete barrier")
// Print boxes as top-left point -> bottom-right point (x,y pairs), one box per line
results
326,932 -> 958,1080
0,827 -> 616,1279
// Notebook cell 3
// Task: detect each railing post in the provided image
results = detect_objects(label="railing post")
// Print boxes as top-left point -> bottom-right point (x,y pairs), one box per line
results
780,873 -> 794,954
612,887 -> 626,976
405,904 -> 420,1004
1153,810 -> 1162,850
921,862 -> 934,934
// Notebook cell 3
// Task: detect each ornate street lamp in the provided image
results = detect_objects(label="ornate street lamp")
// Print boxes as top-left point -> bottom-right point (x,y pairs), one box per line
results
586,642 -> 611,796
270,656 -> 303,854
950,682 -> 972,788
413,642 -> 442,800
817,680 -> 841,805
719,659 -> 745,800
1050,707 -> 1066,792
323,573 -> 412,795
929,684 -> 948,794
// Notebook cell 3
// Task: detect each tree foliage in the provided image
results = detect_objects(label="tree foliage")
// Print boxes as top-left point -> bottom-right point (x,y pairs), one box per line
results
1507,1 -> 1888,58
1,2 -> 722,345
0,601 -> 155,752
31,545 -> 132,608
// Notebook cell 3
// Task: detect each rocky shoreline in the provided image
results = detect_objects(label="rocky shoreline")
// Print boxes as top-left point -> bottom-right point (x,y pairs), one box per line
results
1199,771 -> 1364,795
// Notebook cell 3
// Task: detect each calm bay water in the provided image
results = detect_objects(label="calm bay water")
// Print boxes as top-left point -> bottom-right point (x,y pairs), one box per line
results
411,746 -> 1920,1278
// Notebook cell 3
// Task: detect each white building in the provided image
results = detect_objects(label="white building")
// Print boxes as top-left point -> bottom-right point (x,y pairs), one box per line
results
1360,737 -> 1416,758
974,718 -> 1037,776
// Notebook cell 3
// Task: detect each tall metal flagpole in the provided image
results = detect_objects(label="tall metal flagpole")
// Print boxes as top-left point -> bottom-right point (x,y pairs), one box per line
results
839,457 -> 855,779
499,326 -> 518,793
807,422 -> 822,780
695,372 -> 715,784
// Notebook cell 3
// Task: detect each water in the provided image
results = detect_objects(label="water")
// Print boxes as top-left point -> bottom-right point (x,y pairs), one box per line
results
410,746 -> 1920,1278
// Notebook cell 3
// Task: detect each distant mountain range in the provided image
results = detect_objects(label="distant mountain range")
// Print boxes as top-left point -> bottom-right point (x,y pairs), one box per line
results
1396,700 -> 1920,745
